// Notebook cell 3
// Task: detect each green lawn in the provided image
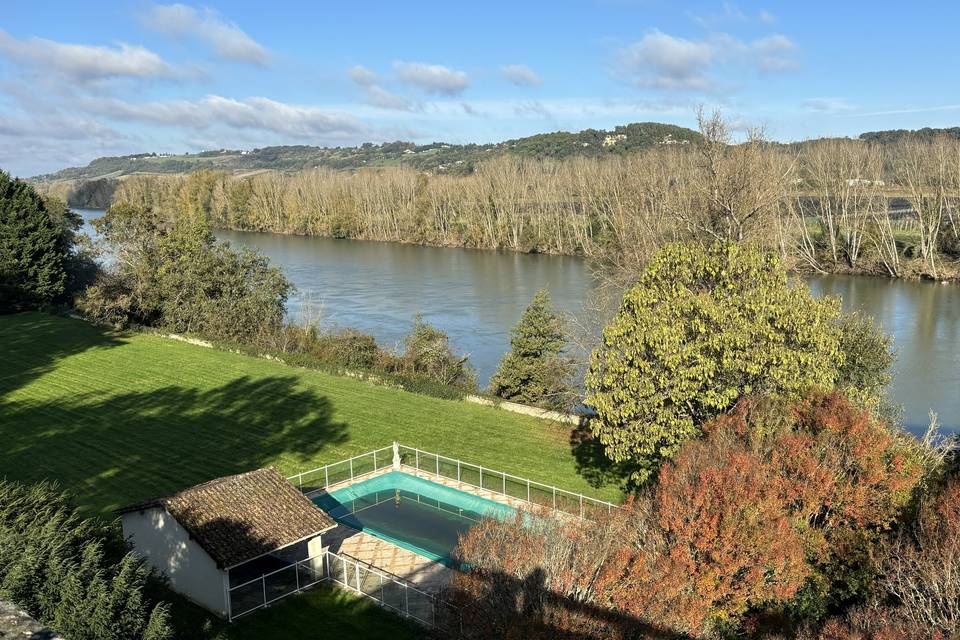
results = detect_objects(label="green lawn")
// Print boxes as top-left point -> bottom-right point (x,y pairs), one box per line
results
0,312 -> 622,638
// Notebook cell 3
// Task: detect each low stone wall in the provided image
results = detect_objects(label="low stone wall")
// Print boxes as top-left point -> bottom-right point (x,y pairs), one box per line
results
0,600 -> 62,639
464,395 -> 588,425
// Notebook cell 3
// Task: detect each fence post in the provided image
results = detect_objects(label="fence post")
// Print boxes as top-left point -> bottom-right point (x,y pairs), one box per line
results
349,458 -> 354,481
355,561 -> 361,593
552,487 -> 556,510
295,560 -> 300,592
261,576 -> 267,609
416,449 -> 420,471
479,466 -> 483,489
502,473 -> 506,495
457,460 -> 461,482
373,449 -> 377,470
527,479 -> 530,503
579,495 -> 584,519
298,473 -> 303,492
436,455 -> 440,478
404,582 -> 410,617
324,466 -> 329,489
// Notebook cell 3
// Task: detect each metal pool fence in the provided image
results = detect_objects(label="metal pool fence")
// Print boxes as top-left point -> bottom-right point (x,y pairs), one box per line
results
287,442 -> 619,520
288,445 -> 395,493
227,549 -> 451,625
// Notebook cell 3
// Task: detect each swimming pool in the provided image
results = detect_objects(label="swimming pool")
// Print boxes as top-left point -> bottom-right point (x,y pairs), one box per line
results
313,471 -> 515,565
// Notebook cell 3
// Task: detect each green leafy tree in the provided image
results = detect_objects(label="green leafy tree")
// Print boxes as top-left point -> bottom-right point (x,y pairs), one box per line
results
585,242 -> 844,483
79,205 -> 290,343
0,171 -> 76,310
489,289 -> 574,410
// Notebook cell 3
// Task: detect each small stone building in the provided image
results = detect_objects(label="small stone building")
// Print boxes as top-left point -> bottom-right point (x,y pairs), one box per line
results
118,467 -> 335,618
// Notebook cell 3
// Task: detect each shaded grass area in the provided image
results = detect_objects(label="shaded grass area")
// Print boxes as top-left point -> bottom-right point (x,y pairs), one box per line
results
0,312 -> 623,639
166,585 -> 422,640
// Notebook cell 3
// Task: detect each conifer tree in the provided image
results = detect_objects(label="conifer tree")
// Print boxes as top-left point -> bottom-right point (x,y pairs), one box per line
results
0,480 -> 173,640
0,171 -> 71,310
489,289 -> 574,410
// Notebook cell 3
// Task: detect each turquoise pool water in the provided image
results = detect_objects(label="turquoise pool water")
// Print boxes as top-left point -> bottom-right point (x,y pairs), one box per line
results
313,471 -> 515,565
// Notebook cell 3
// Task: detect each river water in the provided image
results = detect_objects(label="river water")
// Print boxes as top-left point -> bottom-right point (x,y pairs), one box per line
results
77,210 -> 959,436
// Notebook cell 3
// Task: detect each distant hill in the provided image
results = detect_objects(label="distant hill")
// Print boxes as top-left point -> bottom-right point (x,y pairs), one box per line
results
859,127 -> 960,144
31,122 -> 702,184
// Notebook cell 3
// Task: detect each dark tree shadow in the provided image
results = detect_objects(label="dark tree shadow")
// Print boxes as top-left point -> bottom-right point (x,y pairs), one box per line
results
435,565 -> 691,640
0,312 -> 124,398
569,422 -> 633,492
1,374 -> 349,516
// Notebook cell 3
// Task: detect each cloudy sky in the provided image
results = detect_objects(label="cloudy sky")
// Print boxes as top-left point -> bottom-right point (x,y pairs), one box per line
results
2,1 -> 959,177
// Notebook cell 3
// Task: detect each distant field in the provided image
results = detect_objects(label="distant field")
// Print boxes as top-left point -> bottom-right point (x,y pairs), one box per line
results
1,311 -> 623,638
0,312 -> 621,515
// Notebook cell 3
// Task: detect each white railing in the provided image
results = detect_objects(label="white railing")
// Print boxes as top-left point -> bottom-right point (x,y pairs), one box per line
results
286,443 -> 619,520
227,549 -> 452,626
396,444 -> 617,519
287,445 -> 394,494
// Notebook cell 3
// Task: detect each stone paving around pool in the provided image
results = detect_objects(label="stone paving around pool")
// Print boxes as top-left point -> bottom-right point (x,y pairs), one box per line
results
322,524 -> 452,593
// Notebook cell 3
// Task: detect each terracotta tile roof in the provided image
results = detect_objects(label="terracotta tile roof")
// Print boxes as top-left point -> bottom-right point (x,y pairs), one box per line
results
118,468 -> 335,569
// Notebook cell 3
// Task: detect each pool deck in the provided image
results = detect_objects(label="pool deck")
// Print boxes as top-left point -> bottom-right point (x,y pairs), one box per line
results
313,464 -> 568,592
322,524 -> 452,593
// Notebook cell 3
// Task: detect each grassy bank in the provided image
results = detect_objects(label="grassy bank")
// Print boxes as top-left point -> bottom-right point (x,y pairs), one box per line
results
0,312 -> 620,516
0,311 -> 622,638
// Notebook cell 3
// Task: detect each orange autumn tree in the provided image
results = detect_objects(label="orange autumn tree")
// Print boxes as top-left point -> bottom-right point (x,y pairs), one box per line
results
452,392 -> 927,638
607,392 -> 925,636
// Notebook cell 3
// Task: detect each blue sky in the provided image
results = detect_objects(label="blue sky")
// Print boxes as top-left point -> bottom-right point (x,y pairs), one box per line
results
2,1 -> 960,176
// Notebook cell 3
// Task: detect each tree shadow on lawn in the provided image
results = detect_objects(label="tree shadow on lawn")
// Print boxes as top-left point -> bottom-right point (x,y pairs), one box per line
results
568,422 -> 634,493
1,374 -> 349,516
0,312 -> 125,398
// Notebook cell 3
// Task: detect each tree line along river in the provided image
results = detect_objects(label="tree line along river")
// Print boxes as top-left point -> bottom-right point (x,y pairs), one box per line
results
78,210 -> 960,437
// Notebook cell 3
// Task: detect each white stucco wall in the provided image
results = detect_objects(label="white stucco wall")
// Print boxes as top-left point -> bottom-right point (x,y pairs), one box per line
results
121,508 -> 228,617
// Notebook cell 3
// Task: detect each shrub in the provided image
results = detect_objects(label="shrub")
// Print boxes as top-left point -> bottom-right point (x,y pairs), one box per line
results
488,289 -> 575,411
883,478 -> 960,634
837,311 -> 896,416
394,314 -> 475,389
586,241 -> 844,483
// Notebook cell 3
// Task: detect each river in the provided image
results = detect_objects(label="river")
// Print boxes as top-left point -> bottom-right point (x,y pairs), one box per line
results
77,210 -> 960,436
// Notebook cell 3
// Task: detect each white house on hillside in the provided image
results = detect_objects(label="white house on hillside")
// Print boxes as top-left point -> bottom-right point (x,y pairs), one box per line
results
117,467 -> 336,618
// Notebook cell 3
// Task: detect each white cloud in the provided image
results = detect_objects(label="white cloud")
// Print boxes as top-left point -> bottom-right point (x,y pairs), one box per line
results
501,64 -> 542,87
688,4 -> 778,28
616,30 -> 797,91
751,34 -> 797,71
618,31 -> 717,90
347,64 -> 379,86
0,29 -> 174,82
365,85 -> 416,111
802,97 -> 854,113
393,61 -> 469,95
77,94 -> 369,140
347,65 -> 416,111
145,3 -> 269,65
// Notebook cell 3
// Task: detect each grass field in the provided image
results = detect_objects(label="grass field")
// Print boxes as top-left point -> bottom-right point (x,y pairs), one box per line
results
0,311 -> 622,638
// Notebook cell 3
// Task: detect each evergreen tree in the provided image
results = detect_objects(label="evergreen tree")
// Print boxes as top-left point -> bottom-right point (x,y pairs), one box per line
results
0,479 -> 173,640
489,289 -> 574,410
0,171 -> 71,310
